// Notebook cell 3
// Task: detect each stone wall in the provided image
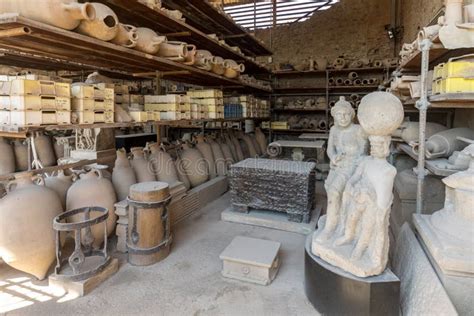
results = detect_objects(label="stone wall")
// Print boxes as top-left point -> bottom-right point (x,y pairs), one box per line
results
400,0 -> 444,44
254,0 -> 394,67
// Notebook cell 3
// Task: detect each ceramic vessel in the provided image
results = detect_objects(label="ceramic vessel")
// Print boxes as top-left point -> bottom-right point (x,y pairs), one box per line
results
218,138 -> 234,168
332,57 -> 346,70
425,127 -> 474,159
223,59 -> 245,79
211,56 -> 225,75
208,137 -> 226,176
111,23 -> 138,48
224,135 -> 238,161
195,50 -> 213,71
392,121 -> 448,143
175,156 -> 191,190
148,143 -> 179,184
66,169 -> 117,248
34,132 -> 57,167
0,173 -> 62,280
230,133 -> 245,161
179,142 -> 208,187
76,2 -> 119,41
255,127 -> 267,154
130,147 -> 156,182
13,140 -> 30,171
45,170 -> 75,209
184,44 -> 197,65
249,134 -> 262,156
242,134 -> 258,157
134,27 -> 166,54
315,58 -> 328,71
0,137 -> 15,175
112,148 -> 137,201
445,0 -> 464,24
158,41 -> 187,60
0,0 -> 96,30
195,135 -> 217,179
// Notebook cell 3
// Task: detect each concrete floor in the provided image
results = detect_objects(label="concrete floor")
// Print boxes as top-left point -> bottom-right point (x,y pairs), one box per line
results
0,193 -> 320,316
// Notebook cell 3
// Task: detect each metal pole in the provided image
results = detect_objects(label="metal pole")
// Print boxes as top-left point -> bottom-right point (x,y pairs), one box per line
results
415,38 -> 432,214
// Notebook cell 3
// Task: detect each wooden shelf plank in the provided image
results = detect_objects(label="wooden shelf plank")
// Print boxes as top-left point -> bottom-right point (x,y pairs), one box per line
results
273,67 -> 394,76
94,0 -> 270,75
430,93 -> 474,108
273,108 -> 327,113
273,86 -> 380,93
0,15 -> 270,92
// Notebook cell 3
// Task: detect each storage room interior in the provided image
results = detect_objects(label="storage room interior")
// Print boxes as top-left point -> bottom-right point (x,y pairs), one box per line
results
0,0 -> 472,315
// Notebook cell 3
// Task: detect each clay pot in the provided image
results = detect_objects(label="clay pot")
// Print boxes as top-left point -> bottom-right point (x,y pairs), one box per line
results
255,127 -> 267,154
315,58 -> 328,71
332,57 -> 347,70
148,143 -> 179,184
34,132 -> 57,167
242,134 -> 258,157
239,138 -> 250,159
392,121 -> 448,143
250,134 -> 262,156
223,59 -> 245,79
76,2 -> 119,41
218,139 -> 235,168
0,137 -> 15,175
134,27 -> 166,54
229,133 -> 244,161
195,50 -> 213,71
45,170 -> 75,210
111,23 -> 138,48
158,41 -> 187,60
208,137 -> 226,176
112,148 -> 137,201
13,140 -> 30,171
195,135 -> 217,179
175,156 -> 191,190
130,147 -> 156,183
179,142 -> 209,187
224,135 -> 238,162
424,128 -> 474,159
66,169 -> 117,248
211,56 -> 226,75
0,0 -> 96,30
0,173 -> 62,280
184,44 -> 197,65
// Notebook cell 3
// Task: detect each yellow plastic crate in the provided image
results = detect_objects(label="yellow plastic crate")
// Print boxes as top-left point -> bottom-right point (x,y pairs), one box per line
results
433,77 -> 474,94
271,121 -> 289,130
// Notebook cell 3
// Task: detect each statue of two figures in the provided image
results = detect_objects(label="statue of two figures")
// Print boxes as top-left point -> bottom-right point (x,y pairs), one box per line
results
312,92 -> 404,278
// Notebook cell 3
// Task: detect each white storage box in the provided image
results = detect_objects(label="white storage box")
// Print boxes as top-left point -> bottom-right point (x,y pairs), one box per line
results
94,111 -> 114,123
10,111 -> 42,126
10,95 -> 42,111
10,79 -> 41,95
0,95 -> 10,110
129,111 -> 148,122
144,94 -> 182,104
55,97 -> 71,111
72,98 -> 94,111
54,82 -> 71,98
0,110 -> 10,125
72,111 -> 94,124
56,111 -> 71,125
94,99 -> 114,112
71,84 -> 94,99
39,80 -> 56,96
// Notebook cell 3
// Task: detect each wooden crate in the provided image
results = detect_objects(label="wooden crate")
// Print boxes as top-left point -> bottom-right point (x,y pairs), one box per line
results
72,98 -> 94,111
72,111 -> 94,124
71,85 -> 94,99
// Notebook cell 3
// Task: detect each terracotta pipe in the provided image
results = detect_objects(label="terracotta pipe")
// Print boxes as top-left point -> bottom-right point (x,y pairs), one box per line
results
344,79 -> 353,86
335,78 -> 344,86
0,27 -> 32,38
348,72 -> 358,80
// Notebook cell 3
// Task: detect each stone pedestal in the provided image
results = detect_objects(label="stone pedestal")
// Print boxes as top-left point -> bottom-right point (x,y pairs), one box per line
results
304,235 -> 400,315
230,158 -> 316,223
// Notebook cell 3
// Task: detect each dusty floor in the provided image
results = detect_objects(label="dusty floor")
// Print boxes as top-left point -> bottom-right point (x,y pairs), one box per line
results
0,192 -> 320,315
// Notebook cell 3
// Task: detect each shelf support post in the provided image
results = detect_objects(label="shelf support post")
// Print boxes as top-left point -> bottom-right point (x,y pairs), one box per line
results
414,38 -> 433,215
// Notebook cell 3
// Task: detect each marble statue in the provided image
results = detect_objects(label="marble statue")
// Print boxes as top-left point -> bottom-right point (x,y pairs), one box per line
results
317,97 -> 368,241
312,92 -> 404,277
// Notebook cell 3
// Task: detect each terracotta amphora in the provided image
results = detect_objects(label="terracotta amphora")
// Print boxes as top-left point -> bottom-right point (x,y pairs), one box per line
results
255,127 -> 267,154
0,173 -> 63,280
130,147 -> 156,183
175,156 -> 191,190
224,134 -> 238,162
208,137 -> 226,176
195,135 -> 217,179
112,148 -> 137,201
34,132 -> 57,167
111,23 -> 138,48
223,59 -> 245,79
211,56 -> 226,75
66,169 -> 117,248
13,140 -> 30,171
195,50 -> 213,71
134,27 -> 166,54
179,142 -> 208,188
0,137 -> 15,175
229,132 -> 244,161
0,0 -> 96,30
76,2 -> 119,41
158,41 -> 187,60
218,138 -> 234,168
45,170 -> 75,210
242,134 -> 258,157
148,143 -> 179,184
183,44 -> 197,65
249,134 -> 262,156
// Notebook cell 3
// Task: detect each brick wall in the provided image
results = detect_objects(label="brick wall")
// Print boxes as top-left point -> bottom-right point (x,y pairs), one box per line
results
400,0 -> 444,44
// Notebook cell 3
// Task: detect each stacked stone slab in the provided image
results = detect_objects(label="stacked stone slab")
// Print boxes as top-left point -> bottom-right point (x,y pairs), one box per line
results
230,158 -> 316,223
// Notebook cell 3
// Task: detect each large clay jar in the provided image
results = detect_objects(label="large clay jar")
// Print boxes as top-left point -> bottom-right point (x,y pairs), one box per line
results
34,132 -> 57,167
45,170 -> 75,210
425,127 -> 474,159
0,137 -> 15,175
229,133 -> 244,161
175,156 -> 191,190
195,135 -> 217,179
255,127 -> 268,154
242,133 -> 258,157
111,23 -> 138,48
130,147 -> 156,182
218,138 -> 234,169
179,142 -> 208,188
239,138 -> 250,159
224,134 -> 238,162
184,44 -> 197,65
195,50 -> 213,71
211,56 -> 226,75
392,121 -> 448,143
112,148 -> 137,201
223,59 -> 245,79
0,173 -> 63,280
249,134 -> 262,156
148,143 -> 179,184
13,140 -> 30,171
135,27 -> 166,54
0,0 -> 95,30
208,137 -> 226,176
158,41 -> 187,60
67,169 -> 117,248
76,2 -> 119,41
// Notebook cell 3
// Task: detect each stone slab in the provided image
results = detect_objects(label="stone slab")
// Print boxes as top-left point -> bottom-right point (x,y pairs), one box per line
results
189,176 -> 229,209
220,236 -> 281,286
393,223 -> 457,315
304,235 -> 400,315
221,205 -> 321,235
49,258 -> 118,297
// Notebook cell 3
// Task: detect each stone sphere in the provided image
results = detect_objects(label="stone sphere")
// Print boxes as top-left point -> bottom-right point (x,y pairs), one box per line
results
357,92 -> 404,136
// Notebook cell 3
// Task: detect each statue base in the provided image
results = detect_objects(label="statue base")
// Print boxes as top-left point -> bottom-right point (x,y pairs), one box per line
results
304,235 -> 400,315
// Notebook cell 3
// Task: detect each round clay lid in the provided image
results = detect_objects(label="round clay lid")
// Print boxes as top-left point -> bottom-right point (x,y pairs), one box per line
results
129,181 -> 170,202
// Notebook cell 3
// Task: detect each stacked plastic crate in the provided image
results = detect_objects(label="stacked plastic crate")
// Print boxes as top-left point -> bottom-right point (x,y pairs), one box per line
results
432,57 -> 474,94
144,94 -> 191,121
0,78 -> 71,127
224,96 -> 243,119
187,89 -> 224,119
72,84 -> 114,124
